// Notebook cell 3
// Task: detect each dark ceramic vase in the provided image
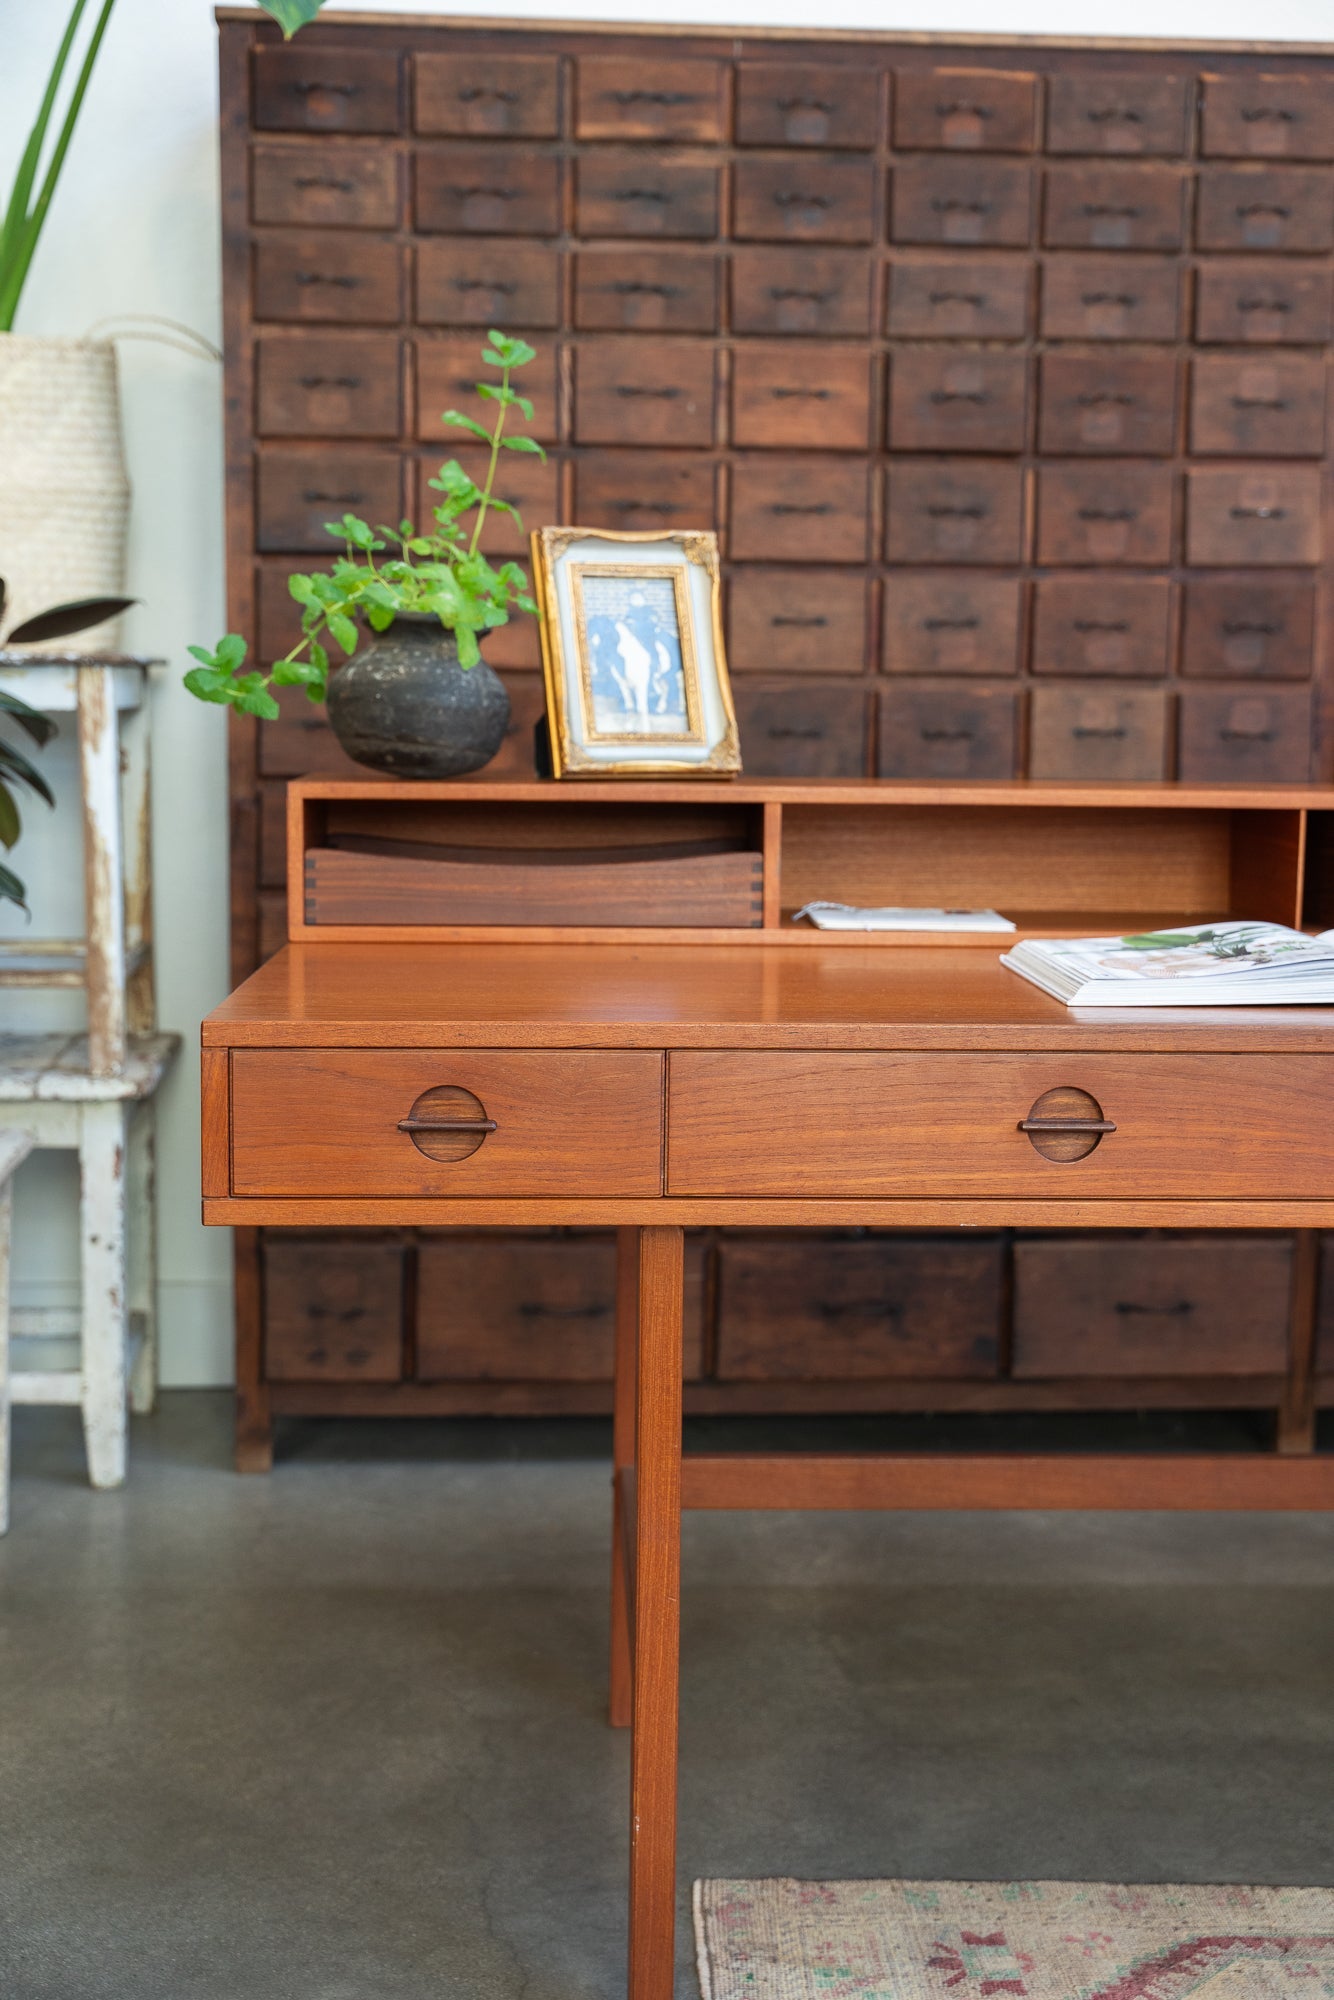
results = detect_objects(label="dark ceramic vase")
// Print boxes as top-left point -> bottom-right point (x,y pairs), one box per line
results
325,615 -> 511,778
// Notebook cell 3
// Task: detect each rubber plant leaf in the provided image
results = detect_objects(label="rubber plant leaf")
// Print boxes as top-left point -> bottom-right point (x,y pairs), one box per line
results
5,594 -> 137,646
256,0 -> 328,37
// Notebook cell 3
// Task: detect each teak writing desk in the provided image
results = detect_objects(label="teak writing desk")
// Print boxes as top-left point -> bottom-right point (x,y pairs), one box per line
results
202,777 -> 1334,2000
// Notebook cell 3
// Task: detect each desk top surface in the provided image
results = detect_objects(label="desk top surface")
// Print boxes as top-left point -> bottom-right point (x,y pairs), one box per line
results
204,944 -> 1334,1054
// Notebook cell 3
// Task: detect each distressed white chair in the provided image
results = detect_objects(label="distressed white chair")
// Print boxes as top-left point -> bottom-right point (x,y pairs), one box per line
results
0,654 -> 179,1489
0,1126 -> 35,1532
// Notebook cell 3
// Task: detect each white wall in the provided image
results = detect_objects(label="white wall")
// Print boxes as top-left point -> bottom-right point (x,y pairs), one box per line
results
3,0 -> 1331,1383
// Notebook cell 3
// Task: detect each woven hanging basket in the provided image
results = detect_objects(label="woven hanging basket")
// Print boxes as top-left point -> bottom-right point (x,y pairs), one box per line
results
0,334 -> 131,652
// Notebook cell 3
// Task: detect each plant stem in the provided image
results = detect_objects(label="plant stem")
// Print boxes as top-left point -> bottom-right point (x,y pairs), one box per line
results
468,362 -> 509,559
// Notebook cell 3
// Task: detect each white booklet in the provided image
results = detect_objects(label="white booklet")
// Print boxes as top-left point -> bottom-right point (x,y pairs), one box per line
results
794,902 -> 1015,932
1002,920 -> 1334,1006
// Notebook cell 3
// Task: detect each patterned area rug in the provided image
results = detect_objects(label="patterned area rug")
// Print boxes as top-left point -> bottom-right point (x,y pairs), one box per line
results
694,1879 -> 1334,2000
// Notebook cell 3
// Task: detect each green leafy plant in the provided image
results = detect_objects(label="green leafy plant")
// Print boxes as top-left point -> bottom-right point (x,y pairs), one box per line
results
185,332 -> 545,721
2,2 -> 328,332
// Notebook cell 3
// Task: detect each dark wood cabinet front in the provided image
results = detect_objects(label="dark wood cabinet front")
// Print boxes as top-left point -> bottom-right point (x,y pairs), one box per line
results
222,14 -> 1334,1438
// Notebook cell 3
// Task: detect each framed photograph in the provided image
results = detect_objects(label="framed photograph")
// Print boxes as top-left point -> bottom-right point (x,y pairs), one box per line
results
532,527 -> 741,778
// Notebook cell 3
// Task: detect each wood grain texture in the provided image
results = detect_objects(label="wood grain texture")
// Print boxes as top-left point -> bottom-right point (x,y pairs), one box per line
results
667,1049 -> 1334,1198
230,1047 -> 664,1197
199,1047 -> 231,1199
679,1452 -> 1334,1509
628,1227 -> 684,2000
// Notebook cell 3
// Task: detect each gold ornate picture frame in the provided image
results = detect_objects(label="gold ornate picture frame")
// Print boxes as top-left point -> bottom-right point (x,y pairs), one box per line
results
531,527 -> 742,779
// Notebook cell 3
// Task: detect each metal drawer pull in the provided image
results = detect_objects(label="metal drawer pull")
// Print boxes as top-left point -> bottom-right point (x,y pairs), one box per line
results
1221,726 -> 1275,742
1077,391 -> 1135,406
615,189 -> 672,204
1073,725 -> 1127,739
780,96 -> 835,113
1230,505 -> 1286,520
1116,1299 -> 1190,1316
299,374 -> 361,389
932,197 -> 991,214
616,384 -> 681,398
1074,619 -> 1129,634
295,175 -> 354,192
294,80 -> 357,97
925,616 -> 979,631
930,290 -> 987,306
931,389 -> 988,404
927,502 -> 985,519
612,498 -> 678,513
398,1115 -> 498,1135
459,85 -> 519,104
1083,290 -> 1139,307
1223,619 -> 1278,636
612,280 -> 678,296
1237,202 -> 1290,218
1082,203 -> 1141,218
772,386 -> 831,399
1019,1116 -> 1117,1134
922,727 -> 974,742
772,614 -> 828,628
1088,106 -> 1142,123
296,272 -> 359,288
774,191 -> 832,209
937,100 -> 993,118
769,286 -> 831,303
1239,296 -> 1290,313
1232,395 -> 1288,409
303,489 -> 362,503
612,89 -> 694,106
451,185 -> 518,201
773,502 -> 832,515
455,278 -> 515,295
1078,507 -> 1136,521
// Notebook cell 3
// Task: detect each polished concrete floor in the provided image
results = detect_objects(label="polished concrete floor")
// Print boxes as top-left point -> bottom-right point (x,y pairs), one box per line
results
2,1394 -> 1333,2000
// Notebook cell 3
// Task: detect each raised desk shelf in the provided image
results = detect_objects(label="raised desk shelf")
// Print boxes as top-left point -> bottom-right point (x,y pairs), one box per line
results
288,777 -> 1334,946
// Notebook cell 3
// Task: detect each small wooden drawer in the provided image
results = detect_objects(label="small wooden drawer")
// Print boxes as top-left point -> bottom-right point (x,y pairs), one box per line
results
1039,257 -> 1181,340
1031,576 -> 1172,677
1178,685 -> 1313,783
1038,351 -> 1177,456
415,449 -> 559,558
256,335 -> 401,438
416,1234 -> 706,1382
736,62 -> 879,149
1189,354 -> 1327,458
734,682 -> 868,776
885,459 -> 1026,565
1011,1237 -> 1293,1379
891,157 -> 1033,246
574,248 -> 718,332
414,52 -> 559,137
730,456 -> 870,563
1029,684 -> 1168,781
1185,466 -> 1321,567
257,449 -> 403,553
1036,463 -> 1173,566
253,48 -> 400,133
416,337 -> 558,443
728,568 -> 867,673
733,155 -> 876,244
1196,167 -> 1334,252
1180,578 -> 1315,680
574,339 -> 715,447
416,239 -> 560,328
732,344 -> 871,450
415,146 -> 559,236
887,256 -> 1031,339
666,1050 -> 1334,1200
264,1234 -> 405,1382
1201,74 -> 1334,160
878,683 -> 1018,779
231,1049 -> 664,1199
253,232 -> 402,324
1194,262 -> 1333,345
893,68 -> 1037,152
1043,164 -> 1187,250
251,145 -> 399,229
577,156 -> 719,239
574,453 -> 717,536
715,1235 -> 1003,1380
888,350 -> 1028,454
575,56 -> 726,142
256,561 -> 309,662
1046,72 -> 1189,156
730,248 -> 871,336
882,573 -> 1022,677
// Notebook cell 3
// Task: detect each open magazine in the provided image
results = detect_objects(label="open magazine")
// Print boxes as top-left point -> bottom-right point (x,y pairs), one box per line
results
1002,920 -> 1334,1006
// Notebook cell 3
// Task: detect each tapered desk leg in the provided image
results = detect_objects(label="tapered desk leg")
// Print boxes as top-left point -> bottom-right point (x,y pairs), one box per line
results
610,1226 -> 638,1728
629,1225 -> 684,2000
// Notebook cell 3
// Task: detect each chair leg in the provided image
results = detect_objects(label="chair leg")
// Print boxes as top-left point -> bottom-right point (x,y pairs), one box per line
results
79,1102 -> 129,1489
0,1179 -> 12,1535
628,1225 -> 684,2000
128,1101 -> 158,1416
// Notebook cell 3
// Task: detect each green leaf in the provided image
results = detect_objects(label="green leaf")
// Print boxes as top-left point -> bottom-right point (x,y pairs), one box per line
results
0,740 -> 55,806
0,690 -> 57,747
366,604 -> 395,633
215,633 -> 248,674
231,675 -> 281,720
327,612 -> 358,655
499,435 -> 546,458
475,382 -> 503,402
0,782 -> 20,849
183,665 -> 235,704
272,655 -> 325,688
308,640 -> 329,676
0,856 -> 28,911
288,574 -> 318,606
456,626 -> 480,668
406,537 -> 433,555
441,410 -> 492,444
255,0 -> 326,38
512,394 -> 535,421
484,331 -> 536,368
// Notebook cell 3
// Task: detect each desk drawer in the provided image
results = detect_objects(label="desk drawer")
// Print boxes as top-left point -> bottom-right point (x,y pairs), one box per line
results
231,1050 -> 663,1198
667,1052 -> 1333,1199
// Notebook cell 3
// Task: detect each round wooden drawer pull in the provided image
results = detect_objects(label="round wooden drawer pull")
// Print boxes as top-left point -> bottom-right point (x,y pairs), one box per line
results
398,1086 -> 497,1163
1019,1086 -> 1115,1163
